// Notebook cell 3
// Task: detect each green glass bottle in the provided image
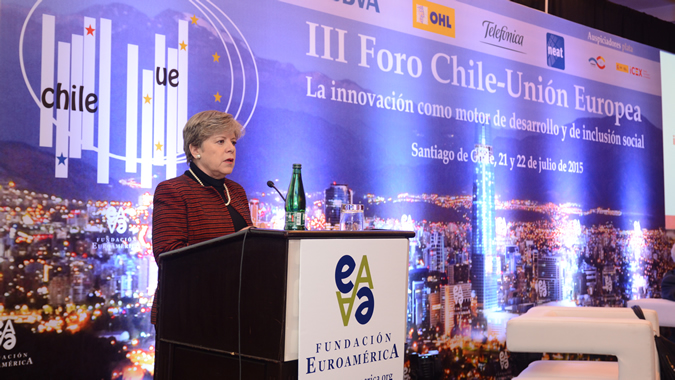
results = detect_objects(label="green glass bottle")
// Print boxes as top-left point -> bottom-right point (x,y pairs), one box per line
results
285,164 -> 306,230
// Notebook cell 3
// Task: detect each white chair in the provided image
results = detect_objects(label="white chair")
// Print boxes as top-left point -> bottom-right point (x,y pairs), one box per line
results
506,306 -> 660,380
628,298 -> 675,327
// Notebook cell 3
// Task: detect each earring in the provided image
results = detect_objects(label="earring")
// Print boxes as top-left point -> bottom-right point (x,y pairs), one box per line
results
196,154 -> 201,159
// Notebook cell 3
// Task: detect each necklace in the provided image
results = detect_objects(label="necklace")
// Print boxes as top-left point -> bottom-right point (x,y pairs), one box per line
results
189,168 -> 231,206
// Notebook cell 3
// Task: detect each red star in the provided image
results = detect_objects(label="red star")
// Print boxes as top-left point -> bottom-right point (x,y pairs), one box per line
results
86,25 -> 95,36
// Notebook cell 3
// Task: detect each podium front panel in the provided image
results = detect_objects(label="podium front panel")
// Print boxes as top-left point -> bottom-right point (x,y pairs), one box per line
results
158,232 -> 290,361
156,229 -> 413,380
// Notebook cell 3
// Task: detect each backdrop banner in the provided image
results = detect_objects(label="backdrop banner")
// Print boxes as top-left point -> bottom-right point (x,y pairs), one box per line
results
0,0 -> 670,379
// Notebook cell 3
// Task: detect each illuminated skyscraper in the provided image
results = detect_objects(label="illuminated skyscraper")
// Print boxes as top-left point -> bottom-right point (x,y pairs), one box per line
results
412,280 -> 427,327
441,285 -> 454,336
324,183 -> 352,228
581,261 -> 597,295
535,251 -> 562,301
48,275 -> 70,305
429,291 -> 442,331
429,231 -> 446,272
470,123 -> 498,311
138,255 -> 152,296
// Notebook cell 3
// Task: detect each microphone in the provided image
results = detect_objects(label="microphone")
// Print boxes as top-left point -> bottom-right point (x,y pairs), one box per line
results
267,180 -> 286,202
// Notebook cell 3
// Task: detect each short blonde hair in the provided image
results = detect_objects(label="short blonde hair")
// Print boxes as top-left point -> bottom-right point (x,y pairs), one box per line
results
183,110 -> 244,162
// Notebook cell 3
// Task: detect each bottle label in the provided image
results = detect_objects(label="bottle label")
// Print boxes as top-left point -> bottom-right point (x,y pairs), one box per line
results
285,211 -> 305,230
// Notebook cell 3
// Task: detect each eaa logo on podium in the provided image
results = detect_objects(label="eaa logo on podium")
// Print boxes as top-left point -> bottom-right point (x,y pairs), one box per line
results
334,255 -> 374,326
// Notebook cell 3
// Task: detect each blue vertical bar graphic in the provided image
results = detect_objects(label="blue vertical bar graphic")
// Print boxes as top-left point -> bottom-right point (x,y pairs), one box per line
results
39,14 -> 55,148
97,18 -> 112,184
166,47 -> 178,179
70,34 -> 83,158
55,42 -> 70,178
177,20 -> 188,152
82,17 -> 96,150
126,44 -> 139,173
141,70 -> 154,189
153,34 -> 166,164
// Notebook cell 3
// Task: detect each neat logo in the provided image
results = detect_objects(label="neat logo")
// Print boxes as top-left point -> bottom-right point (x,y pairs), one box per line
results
335,255 -> 374,326
546,33 -> 565,70
589,56 -> 605,69
616,63 -> 650,78
413,0 -> 455,39
335,0 -> 380,13
0,319 -> 17,350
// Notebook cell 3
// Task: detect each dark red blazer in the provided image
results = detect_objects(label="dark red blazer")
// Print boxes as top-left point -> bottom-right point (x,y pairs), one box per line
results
151,174 -> 253,324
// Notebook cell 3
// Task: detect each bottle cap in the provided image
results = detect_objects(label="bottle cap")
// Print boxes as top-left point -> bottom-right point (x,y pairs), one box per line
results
341,204 -> 364,211
293,163 -> 302,169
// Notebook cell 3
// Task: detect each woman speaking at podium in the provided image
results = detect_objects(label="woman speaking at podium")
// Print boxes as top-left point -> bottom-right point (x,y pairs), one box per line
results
150,110 -> 253,325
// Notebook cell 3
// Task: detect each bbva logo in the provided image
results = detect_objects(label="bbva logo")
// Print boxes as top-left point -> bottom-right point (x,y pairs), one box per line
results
334,0 -> 380,13
335,255 -> 374,326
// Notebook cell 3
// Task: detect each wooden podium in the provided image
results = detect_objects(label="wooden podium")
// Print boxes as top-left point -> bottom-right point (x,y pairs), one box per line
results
154,229 -> 414,380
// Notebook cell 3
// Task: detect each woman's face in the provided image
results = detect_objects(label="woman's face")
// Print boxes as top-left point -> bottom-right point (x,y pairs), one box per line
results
190,129 -> 237,179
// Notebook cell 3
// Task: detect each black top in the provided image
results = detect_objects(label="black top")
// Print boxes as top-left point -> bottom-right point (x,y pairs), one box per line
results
662,268 -> 675,302
186,162 -> 248,232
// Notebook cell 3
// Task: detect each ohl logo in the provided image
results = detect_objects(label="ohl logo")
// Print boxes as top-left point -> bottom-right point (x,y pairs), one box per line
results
335,255 -> 374,326
412,0 -> 456,39
589,56 -> 606,69
20,3 -> 258,187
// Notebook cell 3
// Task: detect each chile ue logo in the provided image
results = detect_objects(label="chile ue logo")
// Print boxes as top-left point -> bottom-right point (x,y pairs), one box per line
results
335,255 -> 374,326
20,2 -> 258,187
